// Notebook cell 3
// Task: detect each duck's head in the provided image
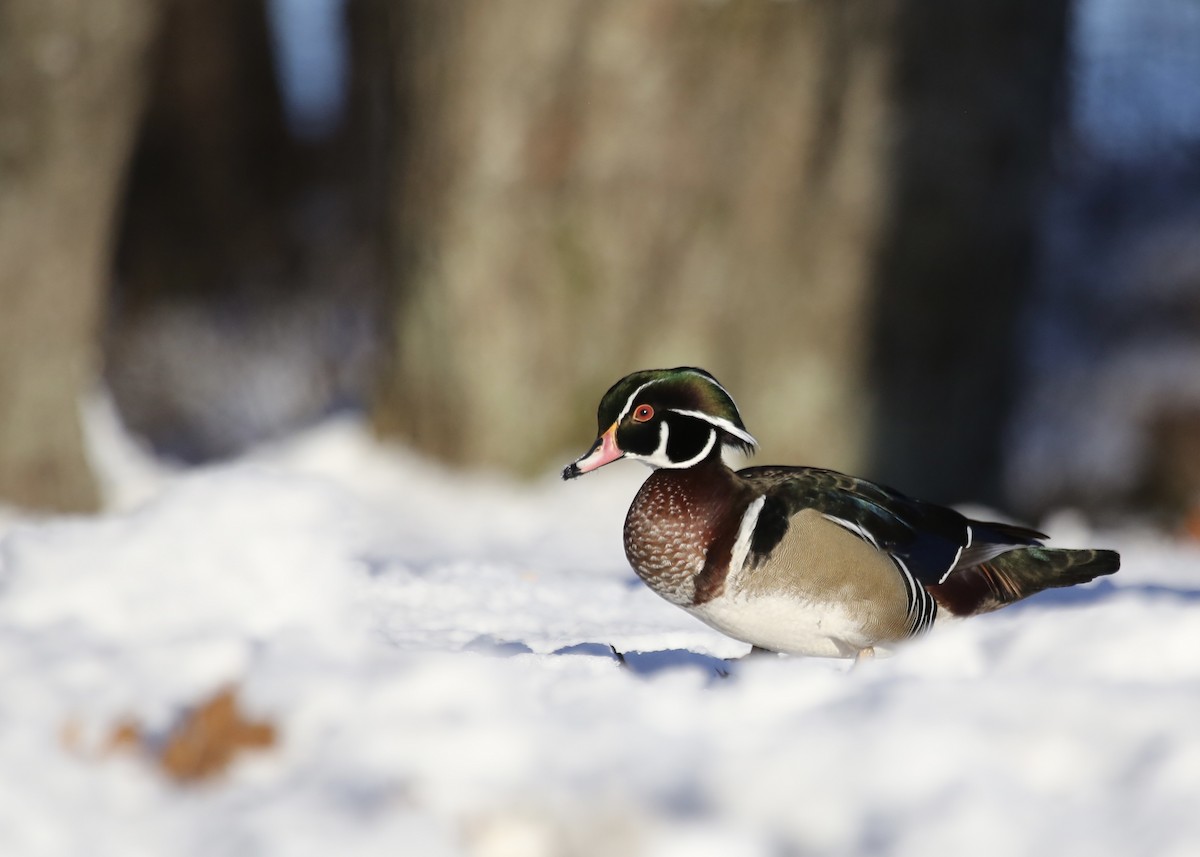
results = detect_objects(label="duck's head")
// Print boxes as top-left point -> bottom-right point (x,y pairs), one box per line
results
562,367 -> 757,479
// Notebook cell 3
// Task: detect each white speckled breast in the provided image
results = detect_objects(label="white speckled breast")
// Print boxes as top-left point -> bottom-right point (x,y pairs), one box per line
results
623,469 -> 728,607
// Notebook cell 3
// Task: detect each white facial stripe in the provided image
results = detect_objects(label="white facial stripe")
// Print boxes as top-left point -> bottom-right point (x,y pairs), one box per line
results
681,369 -> 734,403
623,421 -> 668,468
728,495 -> 766,585
676,427 -> 710,468
618,379 -> 660,423
672,429 -> 717,468
679,369 -> 750,433
625,425 -> 717,470
667,408 -> 758,448
618,374 -> 755,447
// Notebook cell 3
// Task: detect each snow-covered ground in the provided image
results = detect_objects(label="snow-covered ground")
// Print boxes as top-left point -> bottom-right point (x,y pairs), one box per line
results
1,401 -> 1198,857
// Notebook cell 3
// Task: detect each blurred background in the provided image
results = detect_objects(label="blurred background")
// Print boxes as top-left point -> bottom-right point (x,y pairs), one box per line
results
1,0 -> 1198,526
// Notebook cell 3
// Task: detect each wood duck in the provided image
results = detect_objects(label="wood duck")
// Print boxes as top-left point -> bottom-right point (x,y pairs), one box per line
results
563,367 -> 1120,660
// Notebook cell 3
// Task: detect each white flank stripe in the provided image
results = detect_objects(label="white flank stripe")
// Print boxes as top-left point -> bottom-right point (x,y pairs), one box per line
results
893,554 -> 918,621
826,513 -> 938,633
823,514 -> 880,549
944,545 -> 963,582
940,523 -> 972,583
727,495 -> 766,585
892,553 -> 937,635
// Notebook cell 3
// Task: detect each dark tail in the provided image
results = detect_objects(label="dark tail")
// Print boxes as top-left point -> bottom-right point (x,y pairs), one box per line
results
929,547 -> 1120,617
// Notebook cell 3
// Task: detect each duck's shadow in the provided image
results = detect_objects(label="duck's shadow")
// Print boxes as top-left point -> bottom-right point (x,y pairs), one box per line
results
556,642 -> 734,678
460,579 -> 1200,674
464,636 -> 733,679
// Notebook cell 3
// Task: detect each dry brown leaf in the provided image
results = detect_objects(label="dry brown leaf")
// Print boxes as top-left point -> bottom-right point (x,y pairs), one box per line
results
72,685 -> 277,784
158,686 -> 276,783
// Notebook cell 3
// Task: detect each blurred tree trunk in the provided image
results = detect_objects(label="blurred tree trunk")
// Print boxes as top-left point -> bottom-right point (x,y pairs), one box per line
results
107,0 -> 385,463
106,0 -> 300,462
373,0 -> 1069,499
112,0 -> 296,311
374,0 -> 898,475
867,1 -> 1070,507
0,0 -> 160,511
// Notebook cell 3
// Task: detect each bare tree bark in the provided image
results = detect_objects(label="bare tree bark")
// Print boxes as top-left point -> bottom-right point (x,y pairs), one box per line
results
374,0 -> 899,475
0,0 -> 161,511
374,0 -> 1068,497
112,0 -> 295,312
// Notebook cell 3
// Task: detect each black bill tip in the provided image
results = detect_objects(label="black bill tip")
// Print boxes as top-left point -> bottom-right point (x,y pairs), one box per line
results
561,462 -> 581,481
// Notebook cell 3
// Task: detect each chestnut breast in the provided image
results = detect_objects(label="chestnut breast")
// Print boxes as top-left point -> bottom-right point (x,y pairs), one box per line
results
623,463 -> 748,607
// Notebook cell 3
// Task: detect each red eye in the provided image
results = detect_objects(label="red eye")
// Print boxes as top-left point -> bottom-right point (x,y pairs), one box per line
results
633,404 -> 654,422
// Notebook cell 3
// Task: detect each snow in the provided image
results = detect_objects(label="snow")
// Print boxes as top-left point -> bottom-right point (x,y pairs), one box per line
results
2,402 -> 1199,857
